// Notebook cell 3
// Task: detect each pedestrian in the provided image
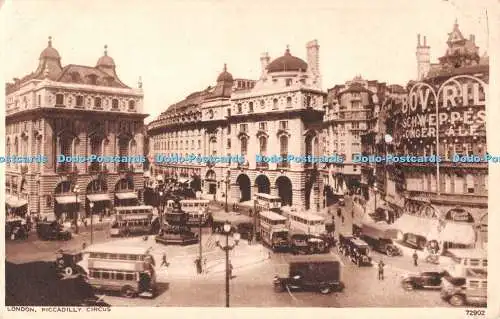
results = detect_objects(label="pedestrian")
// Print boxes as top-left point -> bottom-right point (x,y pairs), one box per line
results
161,252 -> 168,267
337,208 -> 341,218
229,263 -> 234,279
378,260 -> 385,280
341,215 -> 345,224
82,242 -> 87,250
412,250 -> 418,266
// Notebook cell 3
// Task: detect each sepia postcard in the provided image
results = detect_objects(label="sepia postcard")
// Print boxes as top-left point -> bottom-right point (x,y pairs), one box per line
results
1,0 -> 499,318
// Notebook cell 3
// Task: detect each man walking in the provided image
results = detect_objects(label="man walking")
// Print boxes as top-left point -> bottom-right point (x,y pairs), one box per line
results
412,250 -> 418,266
378,260 -> 385,280
161,252 -> 168,267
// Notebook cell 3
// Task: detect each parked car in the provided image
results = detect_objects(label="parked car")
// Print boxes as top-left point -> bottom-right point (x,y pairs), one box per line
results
441,269 -> 487,307
56,249 -> 86,279
6,219 -> 29,240
36,221 -> 72,240
401,271 -> 446,291
273,254 -> 344,294
360,222 -> 401,257
338,234 -> 372,266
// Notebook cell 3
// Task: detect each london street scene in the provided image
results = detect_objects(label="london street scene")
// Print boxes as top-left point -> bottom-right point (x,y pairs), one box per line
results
4,0 -> 489,308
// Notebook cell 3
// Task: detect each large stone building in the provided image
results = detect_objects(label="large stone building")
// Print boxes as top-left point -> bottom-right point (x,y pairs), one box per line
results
380,22 -> 489,250
148,40 -> 409,212
5,37 -> 147,220
149,41 -> 333,211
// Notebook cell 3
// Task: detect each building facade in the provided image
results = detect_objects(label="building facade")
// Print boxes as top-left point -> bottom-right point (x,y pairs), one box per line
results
149,41 -> 336,211
384,22 -> 489,249
5,38 -> 147,220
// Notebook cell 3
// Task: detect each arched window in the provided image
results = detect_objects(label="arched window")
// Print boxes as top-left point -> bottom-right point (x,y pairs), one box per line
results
286,96 -> 292,108
58,134 -> 74,172
259,136 -> 267,155
273,98 -> 278,109
280,136 -> 288,155
209,137 -> 217,156
240,137 -> 248,156
118,137 -> 130,171
128,100 -> 136,110
89,135 -> 103,172
249,102 -> 254,113
112,99 -> 119,109
94,97 -> 102,108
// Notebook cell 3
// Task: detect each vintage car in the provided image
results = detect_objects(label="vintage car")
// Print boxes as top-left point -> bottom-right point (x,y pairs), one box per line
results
273,254 -> 344,295
401,271 -> 446,291
338,234 -> 372,266
360,222 -> 401,257
441,268 -> 487,307
6,219 -> 29,240
36,221 -> 72,241
55,249 -> 86,279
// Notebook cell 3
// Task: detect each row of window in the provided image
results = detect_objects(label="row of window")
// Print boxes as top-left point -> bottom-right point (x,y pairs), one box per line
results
405,173 -> 488,194
260,216 -> 286,226
89,269 -> 137,281
235,97 -> 295,114
112,219 -> 151,227
54,93 -> 136,111
89,252 -> 147,261
289,215 -> 324,226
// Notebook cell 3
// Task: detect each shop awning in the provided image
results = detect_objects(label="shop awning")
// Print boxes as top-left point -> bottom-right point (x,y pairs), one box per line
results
5,195 -> 28,208
55,196 -> 79,204
86,194 -> 111,202
439,222 -> 476,246
391,214 -> 438,238
115,192 -> 138,200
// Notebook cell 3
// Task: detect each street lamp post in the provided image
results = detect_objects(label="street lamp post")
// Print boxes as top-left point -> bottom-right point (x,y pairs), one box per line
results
225,172 -> 230,213
159,191 -> 164,226
198,208 -> 203,272
89,202 -> 94,244
73,185 -> 80,234
215,221 -> 240,308
373,182 -> 378,213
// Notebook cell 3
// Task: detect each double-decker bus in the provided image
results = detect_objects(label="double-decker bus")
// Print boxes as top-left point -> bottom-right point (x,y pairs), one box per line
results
110,205 -> 155,237
255,193 -> 282,213
178,200 -> 210,226
258,210 -> 289,251
83,243 -> 157,298
286,210 -> 326,237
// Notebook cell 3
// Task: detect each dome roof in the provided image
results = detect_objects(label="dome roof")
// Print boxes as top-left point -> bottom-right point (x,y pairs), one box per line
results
39,37 -> 61,60
96,45 -> 115,67
267,47 -> 308,73
217,64 -> 233,82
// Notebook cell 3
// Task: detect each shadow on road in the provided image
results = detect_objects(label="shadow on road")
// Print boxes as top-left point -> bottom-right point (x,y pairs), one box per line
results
6,261 -> 108,306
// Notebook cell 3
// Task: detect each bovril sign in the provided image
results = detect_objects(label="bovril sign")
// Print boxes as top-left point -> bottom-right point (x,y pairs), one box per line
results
400,75 -> 487,139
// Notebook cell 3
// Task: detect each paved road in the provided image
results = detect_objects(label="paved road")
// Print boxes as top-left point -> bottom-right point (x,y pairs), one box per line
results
6,199 -> 451,307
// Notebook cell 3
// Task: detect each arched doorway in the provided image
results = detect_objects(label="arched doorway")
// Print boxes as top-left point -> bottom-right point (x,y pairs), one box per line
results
255,175 -> 270,194
205,170 -> 217,195
54,181 -> 77,221
236,174 -> 251,202
276,176 -> 293,206
190,175 -> 202,192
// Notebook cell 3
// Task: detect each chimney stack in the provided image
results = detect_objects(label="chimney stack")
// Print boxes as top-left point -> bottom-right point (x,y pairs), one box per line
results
260,52 -> 270,78
423,36 -> 427,46
418,34 -> 421,46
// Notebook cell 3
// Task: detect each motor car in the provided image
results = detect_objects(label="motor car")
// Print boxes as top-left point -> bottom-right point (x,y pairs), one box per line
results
338,234 -> 372,266
360,222 -> 401,257
441,268 -> 487,307
36,221 -> 72,241
273,255 -> 344,295
401,271 -> 446,291
55,249 -> 87,279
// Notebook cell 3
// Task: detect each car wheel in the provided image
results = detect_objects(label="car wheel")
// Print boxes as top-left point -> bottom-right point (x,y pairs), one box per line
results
449,294 -> 465,307
402,281 -> 414,291
386,249 -> 393,257
319,286 -> 332,295
121,285 -> 136,298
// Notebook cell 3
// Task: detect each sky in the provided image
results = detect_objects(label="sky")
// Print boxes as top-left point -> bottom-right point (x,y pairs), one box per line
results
0,0 -> 494,123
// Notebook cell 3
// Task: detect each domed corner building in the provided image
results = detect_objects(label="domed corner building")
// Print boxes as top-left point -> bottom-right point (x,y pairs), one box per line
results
148,40 -> 332,211
5,38 -> 147,221
388,22 -> 489,253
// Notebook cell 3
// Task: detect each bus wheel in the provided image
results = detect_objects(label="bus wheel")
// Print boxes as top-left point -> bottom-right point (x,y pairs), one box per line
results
121,285 -> 136,298
64,267 -> 74,277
